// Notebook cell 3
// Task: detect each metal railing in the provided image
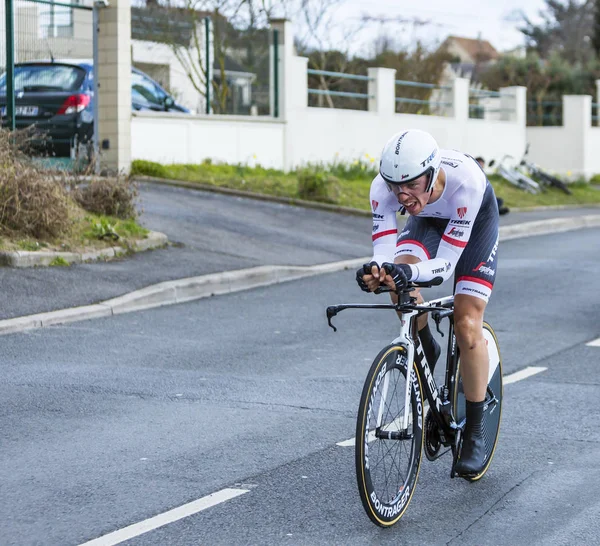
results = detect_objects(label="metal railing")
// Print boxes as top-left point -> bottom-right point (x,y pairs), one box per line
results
307,69 -> 374,109
593,102 -> 599,127
468,88 -> 516,120
527,100 -> 563,126
395,79 -> 452,116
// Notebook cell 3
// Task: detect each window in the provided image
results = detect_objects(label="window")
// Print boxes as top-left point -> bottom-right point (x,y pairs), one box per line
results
40,1 -> 80,39
131,72 -> 165,106
131,71 -> 166,107
0,64 -> 86,93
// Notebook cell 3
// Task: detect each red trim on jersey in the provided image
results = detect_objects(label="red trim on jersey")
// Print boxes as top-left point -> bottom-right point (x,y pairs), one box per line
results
456,276 -> 493,290
396,239 -> 431,259
442,234 -> 468,248
372,229 -> 396,241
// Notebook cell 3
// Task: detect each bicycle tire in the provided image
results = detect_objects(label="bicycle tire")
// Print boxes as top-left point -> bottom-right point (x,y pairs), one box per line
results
452,322 -> 503,481
540,172 -> 572,195
355,344 -> 424,526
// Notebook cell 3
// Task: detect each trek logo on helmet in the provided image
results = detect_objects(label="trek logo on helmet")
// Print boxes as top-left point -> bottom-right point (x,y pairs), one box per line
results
420,149 -> 437,168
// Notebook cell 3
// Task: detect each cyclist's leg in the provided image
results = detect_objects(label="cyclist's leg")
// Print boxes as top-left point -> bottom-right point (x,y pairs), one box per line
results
453,294 -> 491,476
453,186 -> 499,475
394,217 -> 446,371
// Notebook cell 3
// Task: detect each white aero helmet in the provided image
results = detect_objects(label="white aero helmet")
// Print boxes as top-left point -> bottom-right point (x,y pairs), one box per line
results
379,129 -> 441,193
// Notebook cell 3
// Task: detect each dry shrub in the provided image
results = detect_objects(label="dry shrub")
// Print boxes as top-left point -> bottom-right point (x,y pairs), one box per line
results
72,176 -> 139,219
0,130 -> 71,238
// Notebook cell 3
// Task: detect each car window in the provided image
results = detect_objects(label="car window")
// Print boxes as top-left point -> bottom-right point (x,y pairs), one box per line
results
132,86 -> 153,108
131,71 -> 167,106
0,64 -> 85,93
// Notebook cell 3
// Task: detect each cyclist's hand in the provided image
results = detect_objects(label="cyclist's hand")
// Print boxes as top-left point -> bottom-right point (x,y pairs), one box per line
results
356,261 -> 381,293
381,262 -> 413,292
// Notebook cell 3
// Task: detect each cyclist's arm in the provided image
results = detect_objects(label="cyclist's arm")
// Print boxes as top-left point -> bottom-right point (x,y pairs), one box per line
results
408,182 -> 485,283
370,175 -> 401,265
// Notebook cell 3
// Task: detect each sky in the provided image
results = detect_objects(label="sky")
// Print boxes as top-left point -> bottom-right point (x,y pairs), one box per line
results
293,0 -> 550,56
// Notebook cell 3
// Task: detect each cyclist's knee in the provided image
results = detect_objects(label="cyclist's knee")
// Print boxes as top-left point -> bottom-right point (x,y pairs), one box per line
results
454,297 -> 486,350
454,314 -> 484,350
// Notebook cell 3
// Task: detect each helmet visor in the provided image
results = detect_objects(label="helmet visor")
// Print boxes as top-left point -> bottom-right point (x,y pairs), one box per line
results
382,166 -> 435,193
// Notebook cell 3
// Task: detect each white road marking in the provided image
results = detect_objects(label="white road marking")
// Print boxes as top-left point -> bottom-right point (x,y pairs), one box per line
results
586,337 -> 600,347
79,488 -> 249,546
337,366 -> 547,447
503,366 -> 547,385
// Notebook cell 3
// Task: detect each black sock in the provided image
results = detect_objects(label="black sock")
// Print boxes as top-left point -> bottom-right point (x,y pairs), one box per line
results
419,323 -> 440,373
465,399 -> 486,435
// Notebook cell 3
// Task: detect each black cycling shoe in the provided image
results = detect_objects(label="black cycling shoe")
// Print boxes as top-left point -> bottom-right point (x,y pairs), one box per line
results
454,400 -> 487,476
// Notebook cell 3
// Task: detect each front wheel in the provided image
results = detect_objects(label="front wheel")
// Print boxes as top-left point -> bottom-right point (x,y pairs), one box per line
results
452,322 -> 503,481
355,344 -> 424,527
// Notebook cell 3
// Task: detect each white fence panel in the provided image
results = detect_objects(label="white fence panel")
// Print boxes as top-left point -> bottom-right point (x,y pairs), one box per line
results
132,112 -> 285,168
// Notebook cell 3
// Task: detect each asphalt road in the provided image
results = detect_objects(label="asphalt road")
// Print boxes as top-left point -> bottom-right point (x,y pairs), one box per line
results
1,227 -> 599,545
0,183 -> 370,320
0,181 -> 597,320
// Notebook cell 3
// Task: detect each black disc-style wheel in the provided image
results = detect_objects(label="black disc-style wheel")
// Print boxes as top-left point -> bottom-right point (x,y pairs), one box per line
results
453,322 -> 503,481
355,344 -> 424,526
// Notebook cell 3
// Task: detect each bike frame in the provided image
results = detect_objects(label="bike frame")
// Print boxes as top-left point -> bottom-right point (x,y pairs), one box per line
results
389,293 -> 455,431
326,287 -> 461,441
497,155 -> 540,194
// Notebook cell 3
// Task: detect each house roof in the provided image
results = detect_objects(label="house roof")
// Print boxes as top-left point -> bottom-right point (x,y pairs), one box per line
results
444,36 -> 499,63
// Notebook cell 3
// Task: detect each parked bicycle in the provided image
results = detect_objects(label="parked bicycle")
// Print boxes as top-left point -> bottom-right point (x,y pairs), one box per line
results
519,144 -> 572,195
326,278 -> 503,527
489,155 -> 541,194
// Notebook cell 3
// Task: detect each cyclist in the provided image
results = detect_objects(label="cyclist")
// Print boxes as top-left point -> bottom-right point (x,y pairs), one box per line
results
356,129 -> 499,476
475,156 -> 509,215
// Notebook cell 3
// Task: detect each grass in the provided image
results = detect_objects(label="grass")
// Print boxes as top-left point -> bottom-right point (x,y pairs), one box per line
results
132,159 -> 600,211
49,256 -> 70,267
0,212 -> 149,253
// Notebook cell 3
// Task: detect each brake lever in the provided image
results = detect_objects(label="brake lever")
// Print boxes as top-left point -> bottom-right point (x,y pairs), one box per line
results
432,311 -> 445,337
326,306 -> 339,332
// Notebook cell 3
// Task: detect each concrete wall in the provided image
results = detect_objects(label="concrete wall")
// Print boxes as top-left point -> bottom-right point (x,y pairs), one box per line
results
586,128 -> 600,177
526,94 -> 600,178
130,20 -> 600,177
131,112 -> 285,168
131,20 -> 528,172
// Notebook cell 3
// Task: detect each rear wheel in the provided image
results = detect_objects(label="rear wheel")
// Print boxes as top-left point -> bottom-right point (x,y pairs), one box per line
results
355,344 -> 424,526
452,322 -> 503,481
541,172 -> 572,195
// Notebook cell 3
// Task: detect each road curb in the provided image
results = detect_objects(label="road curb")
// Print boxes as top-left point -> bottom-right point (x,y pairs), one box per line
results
0,216 -> 598,335
0,259 -> 365,336
498,214 -> 600,240
0,231 -> 168,267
